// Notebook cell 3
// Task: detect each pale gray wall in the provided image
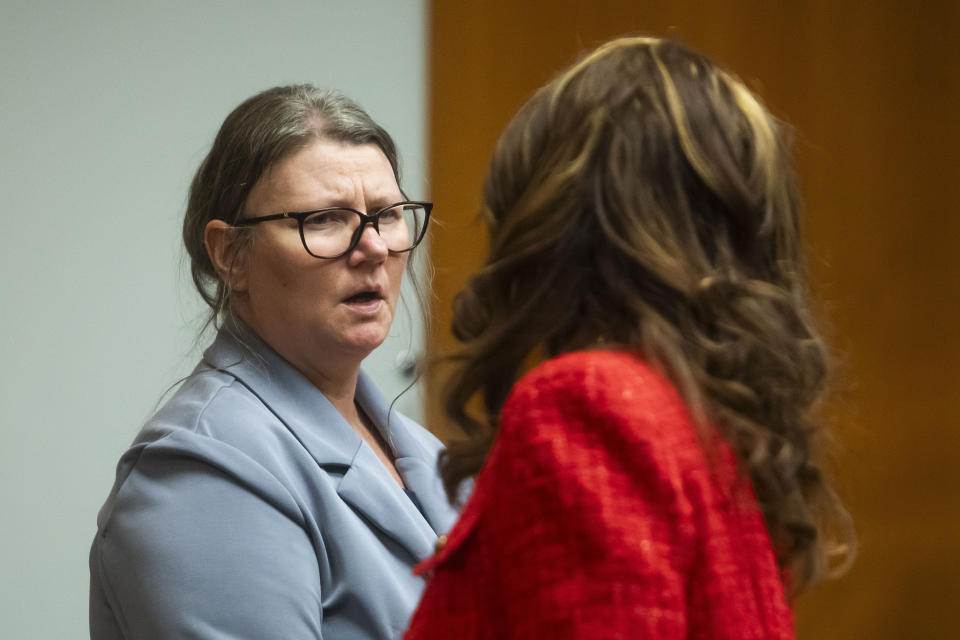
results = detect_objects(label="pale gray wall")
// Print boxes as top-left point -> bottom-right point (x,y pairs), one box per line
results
0,1 -> 429,636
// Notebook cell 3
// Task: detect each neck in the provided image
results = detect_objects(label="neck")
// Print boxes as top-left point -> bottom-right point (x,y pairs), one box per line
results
305,367 -> 363,425
228,308 -> 366,425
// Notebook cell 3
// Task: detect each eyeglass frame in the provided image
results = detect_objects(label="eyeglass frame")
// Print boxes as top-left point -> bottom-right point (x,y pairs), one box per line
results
231,200 -> 433,259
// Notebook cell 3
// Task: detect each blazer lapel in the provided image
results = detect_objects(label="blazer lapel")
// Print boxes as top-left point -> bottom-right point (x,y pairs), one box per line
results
203,325 -> 445,562
356,373 -> 459,537
337,445 -> 437,561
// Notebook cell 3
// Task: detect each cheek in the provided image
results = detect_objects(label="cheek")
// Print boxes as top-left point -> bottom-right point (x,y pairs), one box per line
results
247,240 -> 314,299
251,256 -> 294,294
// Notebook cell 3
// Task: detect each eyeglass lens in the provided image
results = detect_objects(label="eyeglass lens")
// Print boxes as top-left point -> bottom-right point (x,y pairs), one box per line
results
301,203 -> 427,258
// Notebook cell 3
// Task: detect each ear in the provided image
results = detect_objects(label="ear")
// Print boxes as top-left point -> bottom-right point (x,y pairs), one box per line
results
204,219 -> 250,293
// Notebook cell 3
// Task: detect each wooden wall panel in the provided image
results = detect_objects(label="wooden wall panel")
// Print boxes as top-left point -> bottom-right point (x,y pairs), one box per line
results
428,2 -> 960,637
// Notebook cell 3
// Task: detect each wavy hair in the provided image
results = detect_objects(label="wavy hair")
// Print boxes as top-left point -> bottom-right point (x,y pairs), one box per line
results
438,37 -> 854,594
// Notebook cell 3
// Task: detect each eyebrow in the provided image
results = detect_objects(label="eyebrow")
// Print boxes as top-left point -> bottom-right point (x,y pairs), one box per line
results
289,199 -> 407,214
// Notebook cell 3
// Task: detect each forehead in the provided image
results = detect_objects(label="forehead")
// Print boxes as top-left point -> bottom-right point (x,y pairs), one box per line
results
248,139 -> 401,213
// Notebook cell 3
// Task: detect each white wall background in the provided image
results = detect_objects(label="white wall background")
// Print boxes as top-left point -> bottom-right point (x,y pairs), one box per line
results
0,1 -> 429,636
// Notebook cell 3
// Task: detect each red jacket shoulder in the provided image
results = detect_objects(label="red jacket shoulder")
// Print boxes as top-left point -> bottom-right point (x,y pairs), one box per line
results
502,349 -> 701,461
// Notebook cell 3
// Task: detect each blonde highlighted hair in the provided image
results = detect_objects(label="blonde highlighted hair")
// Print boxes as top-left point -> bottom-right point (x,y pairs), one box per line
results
439,37 -> 855,594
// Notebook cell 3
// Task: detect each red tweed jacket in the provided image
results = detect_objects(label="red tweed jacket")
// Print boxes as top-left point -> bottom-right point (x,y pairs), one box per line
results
406,350 -> 794,639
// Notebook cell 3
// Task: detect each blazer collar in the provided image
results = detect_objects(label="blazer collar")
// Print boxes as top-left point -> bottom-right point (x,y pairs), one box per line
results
202,324 -> 450,560
202,323 -> 360,468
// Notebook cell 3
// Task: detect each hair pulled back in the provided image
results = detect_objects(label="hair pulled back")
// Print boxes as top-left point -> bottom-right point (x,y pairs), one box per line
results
183,85 -> 401,329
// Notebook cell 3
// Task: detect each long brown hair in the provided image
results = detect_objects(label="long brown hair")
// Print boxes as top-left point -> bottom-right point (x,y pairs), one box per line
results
438,37 -> 854,594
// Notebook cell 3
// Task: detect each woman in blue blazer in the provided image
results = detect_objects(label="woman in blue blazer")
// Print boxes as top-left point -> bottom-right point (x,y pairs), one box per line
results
90,85 -> 457,639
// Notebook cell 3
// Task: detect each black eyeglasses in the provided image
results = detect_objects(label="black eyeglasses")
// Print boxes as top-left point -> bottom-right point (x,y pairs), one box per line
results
233,201 -> 432,259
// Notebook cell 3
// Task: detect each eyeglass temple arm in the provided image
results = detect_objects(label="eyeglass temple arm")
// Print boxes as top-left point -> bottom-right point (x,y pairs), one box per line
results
233,212 -> 291,227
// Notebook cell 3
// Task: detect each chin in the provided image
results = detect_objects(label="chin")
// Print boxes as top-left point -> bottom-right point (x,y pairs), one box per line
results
342,326 -> 391,356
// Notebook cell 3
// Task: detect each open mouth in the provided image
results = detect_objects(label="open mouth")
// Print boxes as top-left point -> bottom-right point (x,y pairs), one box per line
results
344,290 -> 382,304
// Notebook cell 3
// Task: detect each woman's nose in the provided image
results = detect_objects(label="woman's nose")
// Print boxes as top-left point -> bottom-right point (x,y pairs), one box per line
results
349,222 -> 389,263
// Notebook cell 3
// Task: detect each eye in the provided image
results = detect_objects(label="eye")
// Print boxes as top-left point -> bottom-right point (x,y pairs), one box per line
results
378,205 -> 404,223
303,209 -> 353,228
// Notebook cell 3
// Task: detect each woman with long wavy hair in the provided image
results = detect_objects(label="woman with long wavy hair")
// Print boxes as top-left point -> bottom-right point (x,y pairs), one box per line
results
406,37 -> 855,639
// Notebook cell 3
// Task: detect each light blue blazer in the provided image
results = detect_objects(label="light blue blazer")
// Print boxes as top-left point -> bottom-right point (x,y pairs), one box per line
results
89,326 -> 458,639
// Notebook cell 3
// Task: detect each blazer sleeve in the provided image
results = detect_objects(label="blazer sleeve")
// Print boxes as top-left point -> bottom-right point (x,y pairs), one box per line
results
91,432 -> 325,639
470,354 -> 700,638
